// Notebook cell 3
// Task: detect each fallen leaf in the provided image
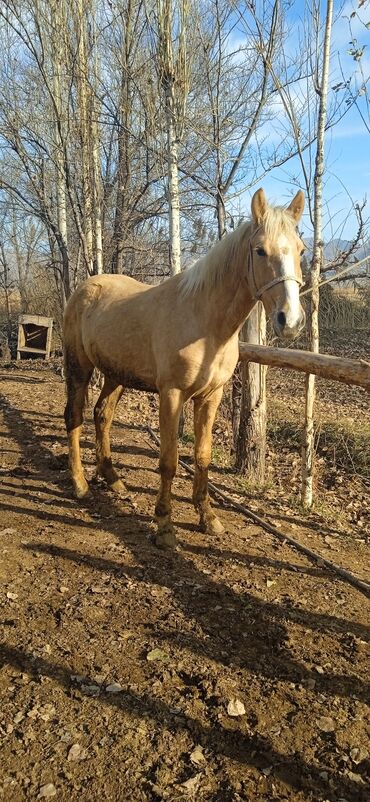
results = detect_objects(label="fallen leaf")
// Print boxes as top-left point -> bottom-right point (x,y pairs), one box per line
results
181,773 -> 202,793
345,770 -> 365,784
119,630 -> 135,640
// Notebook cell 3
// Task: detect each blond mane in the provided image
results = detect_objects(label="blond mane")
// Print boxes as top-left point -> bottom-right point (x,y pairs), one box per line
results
180,205 -> 298,297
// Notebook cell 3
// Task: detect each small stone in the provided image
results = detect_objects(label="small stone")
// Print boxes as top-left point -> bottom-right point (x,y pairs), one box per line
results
261,766 -> 273,776
59,586 -> 69,594
227,699 -> 246,717
6,592 -> 18,600
266,579 -> 276,588
14,711 -> 24,724
67,743 -> 84,762
317,716 -> 335,733
38,783 -> 57,798
190,745 -> 206,766
105,683 -> 122,694
146,648 -> 170,662
80,684 -> 100,696
350,746 -> 368,764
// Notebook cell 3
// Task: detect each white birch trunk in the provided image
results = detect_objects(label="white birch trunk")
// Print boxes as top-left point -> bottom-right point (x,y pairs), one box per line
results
301,0 -> 334,507
91,0 -> 103,275
156,0 -> 189,277
51,0 -> 70,304
76,0 -> 94,274
165,96 -> 181,275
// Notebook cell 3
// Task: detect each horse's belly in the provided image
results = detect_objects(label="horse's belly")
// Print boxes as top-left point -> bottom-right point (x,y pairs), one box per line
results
83,330 -> 157,392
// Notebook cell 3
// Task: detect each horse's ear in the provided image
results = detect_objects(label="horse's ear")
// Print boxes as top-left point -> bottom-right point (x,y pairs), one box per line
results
251,188 -> 268,225
287,190 -> 305,223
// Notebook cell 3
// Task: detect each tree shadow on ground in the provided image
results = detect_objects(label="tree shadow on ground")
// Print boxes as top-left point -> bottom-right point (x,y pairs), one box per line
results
0,642 -> 367,802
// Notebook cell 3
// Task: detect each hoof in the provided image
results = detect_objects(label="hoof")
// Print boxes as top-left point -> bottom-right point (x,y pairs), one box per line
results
200,516 -> 225,536
109,478 -> 126,494
155,526 -> 177,550
73,479 -> 90,499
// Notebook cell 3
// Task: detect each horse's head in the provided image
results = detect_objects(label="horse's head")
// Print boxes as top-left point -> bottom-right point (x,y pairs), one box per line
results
249,188 -> 306,340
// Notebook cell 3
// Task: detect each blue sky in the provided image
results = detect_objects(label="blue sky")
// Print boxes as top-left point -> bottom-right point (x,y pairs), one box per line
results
243,0 -> 370,243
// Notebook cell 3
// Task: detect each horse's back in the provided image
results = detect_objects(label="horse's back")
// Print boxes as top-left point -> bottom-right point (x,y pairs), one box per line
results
66,273 -> 149,310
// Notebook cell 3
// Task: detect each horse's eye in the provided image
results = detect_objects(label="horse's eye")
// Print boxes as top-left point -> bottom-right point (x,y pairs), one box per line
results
300,248 -> 305,257
256,247 -> 266,257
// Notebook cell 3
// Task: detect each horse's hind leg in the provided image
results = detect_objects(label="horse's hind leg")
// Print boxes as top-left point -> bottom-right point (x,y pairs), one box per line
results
94,379 -> 124,492
155,388 -> 183,549
193,387 -> 225,536
64,350 -> 93,499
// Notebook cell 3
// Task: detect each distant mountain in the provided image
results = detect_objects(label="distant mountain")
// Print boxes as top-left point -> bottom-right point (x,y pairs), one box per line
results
303,238 -> 370,279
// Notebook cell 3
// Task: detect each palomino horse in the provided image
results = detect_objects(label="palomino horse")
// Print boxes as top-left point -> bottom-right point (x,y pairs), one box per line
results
63,188 -> 305,548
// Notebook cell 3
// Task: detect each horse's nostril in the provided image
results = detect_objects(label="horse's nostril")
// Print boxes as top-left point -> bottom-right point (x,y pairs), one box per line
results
277,311 -> 286,328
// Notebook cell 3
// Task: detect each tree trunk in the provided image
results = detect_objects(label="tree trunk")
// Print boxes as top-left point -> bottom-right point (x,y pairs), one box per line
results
111,1 -> 133,275
165,99 -> 181,275
235,303 -> 267,480
76,0 -> 94,274
51,0 -> 70,301
301,0 -> 333,508
156,0 -> 189,277
90,1 -> 103,275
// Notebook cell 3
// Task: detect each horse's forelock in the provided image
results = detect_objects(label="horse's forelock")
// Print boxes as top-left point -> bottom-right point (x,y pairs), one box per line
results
260,206 -> 298,242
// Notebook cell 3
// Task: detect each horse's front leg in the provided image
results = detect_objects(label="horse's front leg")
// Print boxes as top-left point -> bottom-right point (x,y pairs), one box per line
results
193,387 -> 225,536
155,388 -> 183,549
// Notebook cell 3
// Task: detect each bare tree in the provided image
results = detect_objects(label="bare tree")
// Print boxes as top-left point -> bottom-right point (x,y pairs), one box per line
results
301,0 -> 334,508
151,0 -> 191,275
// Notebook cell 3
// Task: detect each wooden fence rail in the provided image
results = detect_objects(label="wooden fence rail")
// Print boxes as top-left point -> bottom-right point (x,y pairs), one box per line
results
238,343 -> 370,391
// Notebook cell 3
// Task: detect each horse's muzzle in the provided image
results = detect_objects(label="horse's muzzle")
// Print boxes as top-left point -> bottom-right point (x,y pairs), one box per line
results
273,308 -> 306,340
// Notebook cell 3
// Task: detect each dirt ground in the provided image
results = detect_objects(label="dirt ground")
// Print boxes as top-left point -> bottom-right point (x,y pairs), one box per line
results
0,360 -> 369,802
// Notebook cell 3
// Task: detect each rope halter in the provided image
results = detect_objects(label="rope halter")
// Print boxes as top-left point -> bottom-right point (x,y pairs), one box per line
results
247,238 -> 304,301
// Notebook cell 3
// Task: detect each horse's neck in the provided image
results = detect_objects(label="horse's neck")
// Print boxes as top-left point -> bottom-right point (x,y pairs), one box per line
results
199,228 -> 256,342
